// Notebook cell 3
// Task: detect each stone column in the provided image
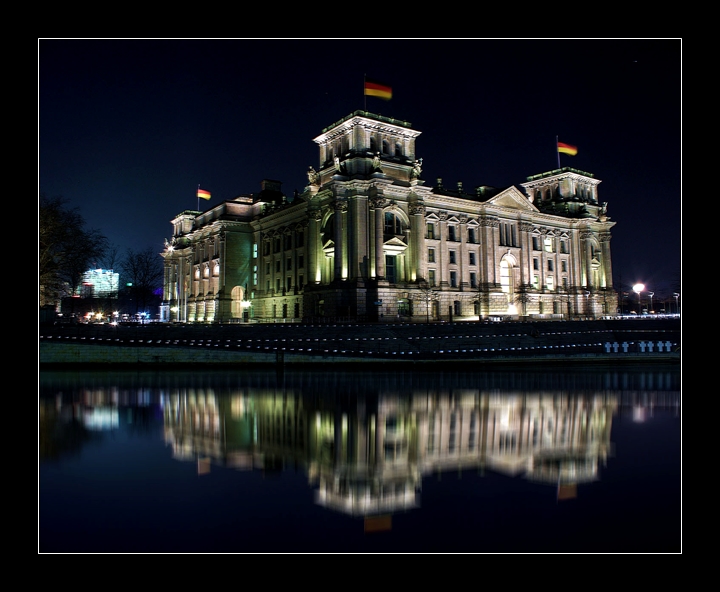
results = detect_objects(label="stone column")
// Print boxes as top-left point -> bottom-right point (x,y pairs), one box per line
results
371,197 -> 387,279
519,222 -> 533,287
333,200 -> 347,281
458,215 -> 470,290
348,193 -> 368,280
599,232 -> 613,289
410,203 -> 425,283
438,211 -> 448,286
479,218 -> 498,286
581,231 -> 593,288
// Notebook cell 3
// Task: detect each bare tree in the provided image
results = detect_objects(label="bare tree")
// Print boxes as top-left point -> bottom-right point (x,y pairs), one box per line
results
415,280 -> 439,323
514,284 -> 532,317
119,247 -> 164,315
39,194 -> 107,307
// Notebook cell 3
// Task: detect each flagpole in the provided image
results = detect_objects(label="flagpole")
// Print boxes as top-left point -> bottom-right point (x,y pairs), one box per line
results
556,135 -> 560,169
363,74 -> 366,111
197,184 -> 200,210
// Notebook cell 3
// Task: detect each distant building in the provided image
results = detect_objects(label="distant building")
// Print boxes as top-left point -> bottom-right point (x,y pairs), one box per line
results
161,111 -> 617,323
81,269 -> 119,298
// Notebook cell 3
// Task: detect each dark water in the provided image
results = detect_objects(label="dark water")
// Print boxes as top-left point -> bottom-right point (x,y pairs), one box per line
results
39,366 -> 681,553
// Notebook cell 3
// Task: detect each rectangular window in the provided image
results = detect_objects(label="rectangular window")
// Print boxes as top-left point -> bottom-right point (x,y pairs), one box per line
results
276,279 -> 281,292
561,260 -> 567,272
532,236 -> 541,251
546,276 -> 554,290
470,272 -> 477,288
469,252 -> 476,265
266,263 -> 271,274
386,255 -> 396,284
296,231 -> 304,247
548,260 -> 554,272
560,240 -> 567,254
450,271 -> 457,287
533,275 -> 540,290
533,258 -> 539,270
500,223 -> 516,246
298,275 -> 304,289
468,228 -> 476,244
298,254 -> 304,268
448,226 -> 456,241
428,270 -> 436,286
426,222 -> 435,239
275,260 -> 281,273
274,237 -> 281,253
284,234 -> 292,250
449,250 -> 456,264
286,258 -> 292,271
286,277 -> 292,291
253,265 -> 258,286
544,237 -> 553,252
428,248 -> 435,263
253,243 -> 258,258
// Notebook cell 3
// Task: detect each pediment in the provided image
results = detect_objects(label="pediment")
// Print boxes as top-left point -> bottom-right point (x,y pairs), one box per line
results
383,236 -> 408,248
383,236 -> 408,255
486,187 -> 537,212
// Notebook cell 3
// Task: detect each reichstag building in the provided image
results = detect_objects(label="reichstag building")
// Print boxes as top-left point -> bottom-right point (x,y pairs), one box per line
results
160,111 -> 617,323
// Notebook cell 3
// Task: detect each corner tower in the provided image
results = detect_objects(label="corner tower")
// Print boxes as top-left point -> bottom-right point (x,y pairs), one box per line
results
310,111 -> 424,186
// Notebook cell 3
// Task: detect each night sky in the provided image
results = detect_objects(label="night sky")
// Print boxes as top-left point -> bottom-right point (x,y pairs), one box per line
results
39,39 -> 681,296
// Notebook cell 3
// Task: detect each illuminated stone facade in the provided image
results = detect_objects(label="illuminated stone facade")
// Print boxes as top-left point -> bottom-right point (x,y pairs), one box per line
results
160,111 -> 617,323
161,389 -> 617,517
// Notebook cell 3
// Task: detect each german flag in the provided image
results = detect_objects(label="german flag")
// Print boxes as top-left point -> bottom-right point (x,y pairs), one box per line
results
197,188 -> 211,200
364,78 -> 392,100
557,141 -> 578,156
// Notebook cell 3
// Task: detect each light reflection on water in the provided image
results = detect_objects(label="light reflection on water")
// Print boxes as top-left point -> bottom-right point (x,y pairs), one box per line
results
39,367 -> 680,553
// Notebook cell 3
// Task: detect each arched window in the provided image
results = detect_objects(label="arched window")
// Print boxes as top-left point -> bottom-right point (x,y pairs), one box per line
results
500,260 -> 511,294
321,214 -> 335,246
382,139 -> 390,154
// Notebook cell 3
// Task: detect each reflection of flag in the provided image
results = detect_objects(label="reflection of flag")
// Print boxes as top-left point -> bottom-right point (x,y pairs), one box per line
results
197,188 -> 211,200
557,141 -> 578,156
364,515 -> 392,532
364,78 -> 392,100
557,483 -> 577,500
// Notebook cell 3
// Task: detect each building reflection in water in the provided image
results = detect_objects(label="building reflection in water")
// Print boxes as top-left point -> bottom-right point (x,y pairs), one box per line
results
39,370 -> 680,520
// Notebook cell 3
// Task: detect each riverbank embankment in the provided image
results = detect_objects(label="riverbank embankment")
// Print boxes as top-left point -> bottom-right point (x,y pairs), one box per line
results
39,318 -> 680,369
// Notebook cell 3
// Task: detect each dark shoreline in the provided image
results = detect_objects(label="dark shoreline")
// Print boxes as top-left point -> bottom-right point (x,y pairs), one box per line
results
40,317 -> 680,369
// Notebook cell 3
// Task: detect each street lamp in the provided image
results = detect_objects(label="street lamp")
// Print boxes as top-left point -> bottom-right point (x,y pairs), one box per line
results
632,283 -> 645,315
647,291 -> 654,314
673,292 -> 680,315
